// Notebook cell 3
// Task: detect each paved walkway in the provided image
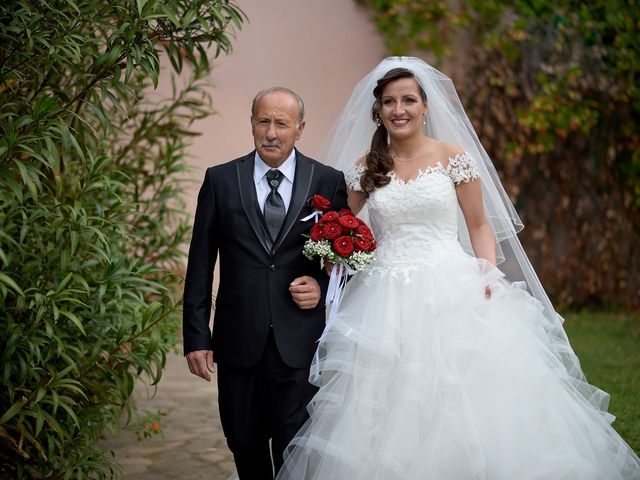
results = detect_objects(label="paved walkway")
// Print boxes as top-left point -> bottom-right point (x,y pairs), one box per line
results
101,353 -> 235,479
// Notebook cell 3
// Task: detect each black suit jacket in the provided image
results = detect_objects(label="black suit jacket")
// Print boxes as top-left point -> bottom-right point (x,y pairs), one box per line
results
182,150 -> 348,368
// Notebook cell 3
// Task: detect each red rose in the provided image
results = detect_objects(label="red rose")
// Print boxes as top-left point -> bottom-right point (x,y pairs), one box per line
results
338,215 -> 359,230
339,208 -> 353,216
321,211 -> 339,223
310,223 -> 323,241
322,222 -> 342,239
356,224 -> 373,239
312,194 -> 331,211
333,236 -> 354,257
353,236 -> 371,252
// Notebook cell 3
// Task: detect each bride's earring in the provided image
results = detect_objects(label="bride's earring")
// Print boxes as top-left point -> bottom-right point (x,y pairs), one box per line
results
422,114 -> 427,125
376,117 -> 381,127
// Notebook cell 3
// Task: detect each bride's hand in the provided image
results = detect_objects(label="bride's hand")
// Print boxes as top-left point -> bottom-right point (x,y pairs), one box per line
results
324,260 -> 335,276
484,285 -> 492,300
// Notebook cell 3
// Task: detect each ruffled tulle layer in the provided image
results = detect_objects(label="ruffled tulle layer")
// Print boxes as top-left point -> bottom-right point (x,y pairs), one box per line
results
278,256 -> 640,480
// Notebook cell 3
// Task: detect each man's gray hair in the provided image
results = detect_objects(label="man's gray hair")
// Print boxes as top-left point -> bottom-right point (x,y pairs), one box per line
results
251,87 -> 305,125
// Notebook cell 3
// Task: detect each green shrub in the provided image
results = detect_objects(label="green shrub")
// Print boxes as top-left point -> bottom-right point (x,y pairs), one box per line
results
0,0 -> 244,477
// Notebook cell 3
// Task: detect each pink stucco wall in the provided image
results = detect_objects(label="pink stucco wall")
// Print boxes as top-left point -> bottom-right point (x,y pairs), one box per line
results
173,0 -> 386,219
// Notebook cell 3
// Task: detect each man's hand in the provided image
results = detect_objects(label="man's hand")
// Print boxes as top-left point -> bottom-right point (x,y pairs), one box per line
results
289,276 -> 321,309
186,349 -> 215,381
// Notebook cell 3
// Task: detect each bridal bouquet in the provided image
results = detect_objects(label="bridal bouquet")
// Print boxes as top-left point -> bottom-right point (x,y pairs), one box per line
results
303,194 -> 376,382
302,195 -> 376,272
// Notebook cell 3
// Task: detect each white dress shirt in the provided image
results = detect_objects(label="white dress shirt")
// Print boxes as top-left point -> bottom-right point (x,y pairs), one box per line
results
254,150 -> 296,213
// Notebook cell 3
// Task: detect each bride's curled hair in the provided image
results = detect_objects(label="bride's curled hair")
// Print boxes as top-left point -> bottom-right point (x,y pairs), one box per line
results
361,68 -> 428,194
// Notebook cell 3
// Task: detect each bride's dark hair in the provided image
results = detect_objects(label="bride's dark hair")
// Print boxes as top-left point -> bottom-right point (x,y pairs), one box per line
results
361,67 -> 428,194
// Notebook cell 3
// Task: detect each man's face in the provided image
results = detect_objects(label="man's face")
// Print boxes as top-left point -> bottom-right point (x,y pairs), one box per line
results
251,92 -> 305,167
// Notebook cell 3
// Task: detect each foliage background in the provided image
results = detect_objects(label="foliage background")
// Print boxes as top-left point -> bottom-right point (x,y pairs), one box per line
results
358,0 -> 640,310
0,0 -> 243,478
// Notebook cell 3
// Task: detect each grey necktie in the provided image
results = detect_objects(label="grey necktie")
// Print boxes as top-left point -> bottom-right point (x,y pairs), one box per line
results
264,169 -> 286,241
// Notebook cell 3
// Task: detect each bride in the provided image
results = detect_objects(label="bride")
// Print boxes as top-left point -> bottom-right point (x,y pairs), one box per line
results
276,57 -> 640,479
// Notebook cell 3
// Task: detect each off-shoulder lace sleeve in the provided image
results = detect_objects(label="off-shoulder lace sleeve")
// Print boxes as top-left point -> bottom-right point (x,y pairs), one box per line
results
446,151 -> 480,185
345,162 -> 365,192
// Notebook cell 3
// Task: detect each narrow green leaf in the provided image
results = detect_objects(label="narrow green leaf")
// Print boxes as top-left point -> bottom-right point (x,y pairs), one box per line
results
34,387 -> 46,404
51,390 -> 59,415
0,272 -> 23,295
14,160 -> 40,198
0,400 -> 24,424
35,409 -> 45,436
58,400 -> 79,427
56,272 -> 74,293
59,310 -> 86,335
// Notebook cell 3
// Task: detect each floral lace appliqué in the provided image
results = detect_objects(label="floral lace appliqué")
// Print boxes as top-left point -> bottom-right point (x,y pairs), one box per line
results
345,162 -> 365,192
388,151 -> 479,186
445,151 -> 479,185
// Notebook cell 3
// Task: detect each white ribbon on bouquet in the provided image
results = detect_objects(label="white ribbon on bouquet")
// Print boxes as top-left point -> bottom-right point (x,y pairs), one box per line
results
324,261 -> 353,335
309,261 -> 354,385
300,210 -> 322,222
301,213 -> 355,384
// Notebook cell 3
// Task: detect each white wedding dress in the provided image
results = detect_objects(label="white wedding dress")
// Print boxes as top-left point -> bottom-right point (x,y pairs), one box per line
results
277,153 -> 640,479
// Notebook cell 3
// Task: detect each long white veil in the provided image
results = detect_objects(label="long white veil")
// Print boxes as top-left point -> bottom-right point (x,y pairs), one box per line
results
317,56 -> 611,416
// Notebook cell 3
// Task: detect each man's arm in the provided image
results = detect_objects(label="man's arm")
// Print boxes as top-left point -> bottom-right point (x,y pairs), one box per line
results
183,168 -> 218,379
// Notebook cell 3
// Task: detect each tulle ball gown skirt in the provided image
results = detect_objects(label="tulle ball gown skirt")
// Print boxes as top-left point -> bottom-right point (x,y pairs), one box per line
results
277,255 -> 640,479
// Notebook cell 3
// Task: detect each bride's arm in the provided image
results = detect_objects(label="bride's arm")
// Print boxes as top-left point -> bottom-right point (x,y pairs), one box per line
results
348,190 -> 367,214
345,157 -> 367,214
441,144 -> 497,267
456,180 -> 497,266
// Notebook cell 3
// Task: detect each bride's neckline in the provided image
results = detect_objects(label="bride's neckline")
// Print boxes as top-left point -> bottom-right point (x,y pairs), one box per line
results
388,162 -> 448,184
387,151 -> 469,184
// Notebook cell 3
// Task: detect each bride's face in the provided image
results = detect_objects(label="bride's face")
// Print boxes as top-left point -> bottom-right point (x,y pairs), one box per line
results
379,78 -> 427,141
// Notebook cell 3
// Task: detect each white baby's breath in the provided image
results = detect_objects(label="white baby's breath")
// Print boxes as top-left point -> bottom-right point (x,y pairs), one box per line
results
303,239 -> 374,272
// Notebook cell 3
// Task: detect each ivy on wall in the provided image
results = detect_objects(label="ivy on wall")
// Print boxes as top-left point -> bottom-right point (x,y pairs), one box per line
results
359,0 -> 640,309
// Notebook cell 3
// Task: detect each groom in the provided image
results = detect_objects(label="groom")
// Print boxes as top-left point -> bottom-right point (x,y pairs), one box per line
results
183,87 -> 348,479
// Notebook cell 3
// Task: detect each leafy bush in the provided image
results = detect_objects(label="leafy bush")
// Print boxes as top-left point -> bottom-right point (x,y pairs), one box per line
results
359,0 -> 640,309
0,0 -> 244,477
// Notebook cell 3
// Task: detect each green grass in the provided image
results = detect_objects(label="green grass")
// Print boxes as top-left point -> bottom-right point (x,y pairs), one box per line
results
562,312 -> 640,454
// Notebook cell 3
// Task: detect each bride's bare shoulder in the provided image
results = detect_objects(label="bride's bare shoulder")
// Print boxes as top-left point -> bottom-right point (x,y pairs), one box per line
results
435,142 -> 465,166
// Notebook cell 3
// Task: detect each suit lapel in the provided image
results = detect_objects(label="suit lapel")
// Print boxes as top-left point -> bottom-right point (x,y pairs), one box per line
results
236,153 -> 272,255
272,151 -> 314,253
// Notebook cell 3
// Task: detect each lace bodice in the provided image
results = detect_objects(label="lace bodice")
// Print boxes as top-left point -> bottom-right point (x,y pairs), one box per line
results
346,152 -> 479,277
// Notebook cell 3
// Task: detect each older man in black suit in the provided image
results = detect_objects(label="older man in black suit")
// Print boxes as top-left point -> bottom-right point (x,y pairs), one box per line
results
183,87 -> 348,479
